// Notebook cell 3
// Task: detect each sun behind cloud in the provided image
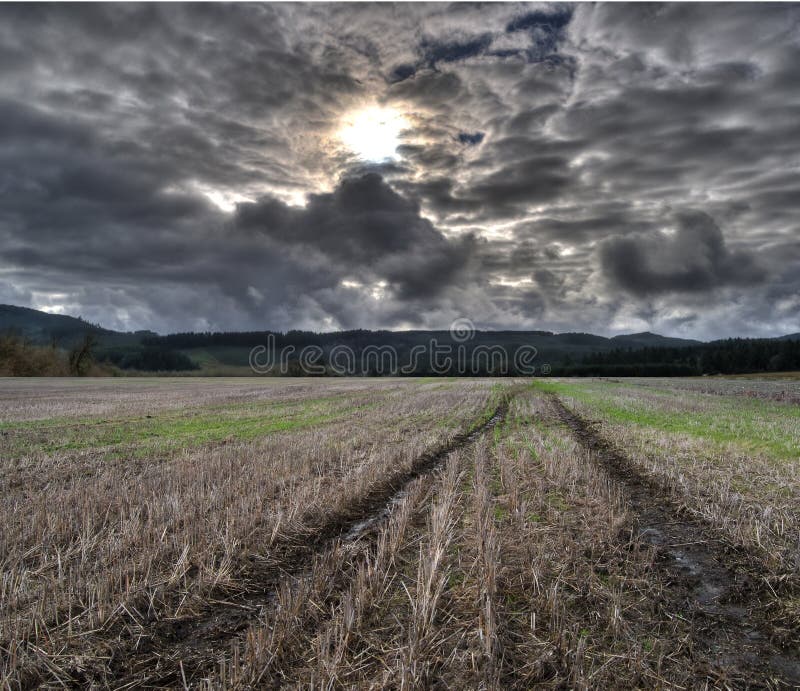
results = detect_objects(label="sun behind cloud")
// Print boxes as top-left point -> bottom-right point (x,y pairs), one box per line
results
338,105 -> 408,162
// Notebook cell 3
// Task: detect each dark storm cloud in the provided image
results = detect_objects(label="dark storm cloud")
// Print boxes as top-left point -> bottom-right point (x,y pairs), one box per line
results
599,212 -> 766,296
236,173 -> 474,299
469,155 -> 572,208
388,69 -> 466,107
513,206 -> 653,244
0,3 -> 799,338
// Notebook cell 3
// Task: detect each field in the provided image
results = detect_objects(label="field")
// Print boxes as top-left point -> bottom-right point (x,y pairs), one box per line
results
1,377 -> 799,688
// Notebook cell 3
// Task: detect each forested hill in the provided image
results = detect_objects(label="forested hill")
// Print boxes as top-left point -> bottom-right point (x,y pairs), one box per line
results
143,330 -> 800,376
565,338 -> 800,376
0,304 -> 154,346
2,304 -> 800,375
143,328 -> 701,353
142,329 -> 705,373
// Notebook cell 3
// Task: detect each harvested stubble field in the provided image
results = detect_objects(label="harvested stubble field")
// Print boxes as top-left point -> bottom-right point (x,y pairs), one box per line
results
1,376 -> 798,689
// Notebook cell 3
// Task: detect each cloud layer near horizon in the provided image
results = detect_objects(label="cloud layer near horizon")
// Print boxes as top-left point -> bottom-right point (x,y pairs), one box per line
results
1,3 -> 799,338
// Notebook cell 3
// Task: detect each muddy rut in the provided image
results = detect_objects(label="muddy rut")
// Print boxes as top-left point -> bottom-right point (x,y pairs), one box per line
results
67,398 -> 512,688
549,394 -> 800,688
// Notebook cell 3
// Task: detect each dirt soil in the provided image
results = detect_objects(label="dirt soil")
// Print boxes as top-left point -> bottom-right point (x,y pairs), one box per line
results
549,393 -> 800,689
70,399 -> 512,688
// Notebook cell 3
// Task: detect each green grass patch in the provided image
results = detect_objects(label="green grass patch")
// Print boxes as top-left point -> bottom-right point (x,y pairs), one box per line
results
546,490 -> 569,511
493,505 -> 509,522
1,395 -> 375,459
531,379 -> 800,460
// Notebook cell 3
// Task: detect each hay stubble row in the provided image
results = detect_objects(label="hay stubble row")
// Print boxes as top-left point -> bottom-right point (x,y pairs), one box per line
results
1,377 -> 798,688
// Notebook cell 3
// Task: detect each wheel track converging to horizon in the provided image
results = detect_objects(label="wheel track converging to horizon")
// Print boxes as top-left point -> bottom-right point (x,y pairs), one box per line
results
548,393 -> 800,688
65,395 -> 514,689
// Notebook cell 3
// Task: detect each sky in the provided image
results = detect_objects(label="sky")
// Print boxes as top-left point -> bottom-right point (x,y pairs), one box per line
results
1,2 -> 799,338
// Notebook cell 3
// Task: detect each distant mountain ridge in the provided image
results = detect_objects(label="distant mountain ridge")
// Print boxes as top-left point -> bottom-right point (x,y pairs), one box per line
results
0,303 -> 784,350
0,304 -> 155,347
0,304 -> 111,343
2,303 -> 799,375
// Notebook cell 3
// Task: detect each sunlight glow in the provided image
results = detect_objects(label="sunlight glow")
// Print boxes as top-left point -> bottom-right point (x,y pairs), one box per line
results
31,292 -> 70,315
371,280 -> 388,300
181,181 -> 254,213
551,242 -> 576,257
37,304 -> 67,314
340,278 -> 389,300
202,189 -> 253,213
491,276 -> 534,288
339,106 -> 407,162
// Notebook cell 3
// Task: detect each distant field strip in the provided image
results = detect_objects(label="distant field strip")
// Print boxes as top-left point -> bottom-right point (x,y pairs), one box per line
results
534,378 -> 800,459
1,393 -> 382,460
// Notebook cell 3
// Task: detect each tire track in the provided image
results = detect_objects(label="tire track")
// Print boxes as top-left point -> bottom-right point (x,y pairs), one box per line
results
76,396 -> 513,688
549,393 -> 800,688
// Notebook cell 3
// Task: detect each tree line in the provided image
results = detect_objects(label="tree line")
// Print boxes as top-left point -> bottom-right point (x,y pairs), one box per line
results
558,337 -> 800,376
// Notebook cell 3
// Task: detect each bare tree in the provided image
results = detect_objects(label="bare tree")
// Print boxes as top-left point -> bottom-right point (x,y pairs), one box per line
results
69,332 -> 96,376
